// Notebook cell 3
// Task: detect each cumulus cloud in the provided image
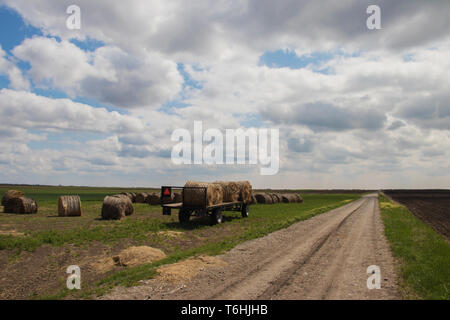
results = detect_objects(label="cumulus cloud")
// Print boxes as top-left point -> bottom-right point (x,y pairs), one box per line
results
0,46 -> 29,90
0,1 -> 449,188
0,89 -> 146,133
12,37 -> 183,108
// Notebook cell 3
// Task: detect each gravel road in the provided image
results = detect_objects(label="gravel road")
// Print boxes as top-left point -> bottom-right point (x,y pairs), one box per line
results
102,193 -> 399,300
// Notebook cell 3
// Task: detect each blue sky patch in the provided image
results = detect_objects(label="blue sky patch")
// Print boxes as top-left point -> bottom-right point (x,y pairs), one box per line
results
259,49 -> 334,69
70,37 -> 105,52
0,6 -> 42,53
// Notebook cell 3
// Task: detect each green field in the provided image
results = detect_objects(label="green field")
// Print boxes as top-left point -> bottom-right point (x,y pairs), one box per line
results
0,185 -> 361,299
379,194 -> 450,300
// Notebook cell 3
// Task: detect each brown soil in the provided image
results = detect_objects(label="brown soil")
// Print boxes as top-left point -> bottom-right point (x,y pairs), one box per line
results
384,190 -> 450,241
101,194 -> 399,300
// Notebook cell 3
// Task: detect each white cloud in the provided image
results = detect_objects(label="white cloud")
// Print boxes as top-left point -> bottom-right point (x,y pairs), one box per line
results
0,88 -> 146,133
12,37 -> 183,108
0,1 -> 449,188
0,46 -> 30,90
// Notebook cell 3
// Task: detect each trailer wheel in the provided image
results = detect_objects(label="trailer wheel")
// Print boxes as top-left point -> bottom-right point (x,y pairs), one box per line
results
211,208 -> 223,225
241,203 -> 249,218
179,209 -> 191,223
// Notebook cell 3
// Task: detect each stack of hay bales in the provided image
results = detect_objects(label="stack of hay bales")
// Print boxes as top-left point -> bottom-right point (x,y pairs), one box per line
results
254,193 -> 272,204
280,193 -> 303,203
253,192 -> 303,204
213,181 -> 253,203
58,195 -> 82,217
294,194 -> 303,203
236,181 -> 253,203
281,193 -> 298,203
2,190 -> 38,214
183,181 -> 223,207
4,197 -> 38,214
214,181 -> 240,202
101,195 -> 134,220
120,192 -> 136,203
135,192 -> 150,203
1,190 -> 24,206
270,193 -> 281,203
146,193 -> 161,205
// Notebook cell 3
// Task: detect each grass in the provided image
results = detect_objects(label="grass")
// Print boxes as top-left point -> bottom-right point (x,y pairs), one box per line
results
379,194 -> 450,300
0,186 -> 361,299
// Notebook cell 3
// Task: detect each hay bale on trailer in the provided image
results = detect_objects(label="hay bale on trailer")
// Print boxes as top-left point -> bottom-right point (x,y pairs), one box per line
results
101,195 -> 133,220
146,193 -> 161,205
135,192 -> 149,203
183,181 -> 223,207
4,197 -> 38,214
1,190 -> 24,206
58,195 -> 82,217
235,181 -> 253,203
214,181 -> 240,202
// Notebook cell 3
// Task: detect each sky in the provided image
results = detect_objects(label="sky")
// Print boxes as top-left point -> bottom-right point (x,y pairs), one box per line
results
0,0 -> 449,189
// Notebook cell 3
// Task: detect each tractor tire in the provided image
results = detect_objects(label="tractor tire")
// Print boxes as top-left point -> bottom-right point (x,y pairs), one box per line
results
179,209 -> 191,223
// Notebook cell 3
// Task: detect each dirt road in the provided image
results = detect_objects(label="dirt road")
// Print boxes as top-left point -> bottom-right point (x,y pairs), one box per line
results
102,194 -> 399,300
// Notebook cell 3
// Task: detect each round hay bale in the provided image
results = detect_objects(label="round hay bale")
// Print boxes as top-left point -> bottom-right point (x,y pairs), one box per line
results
213,181 -> 240,202
130,192 -> 137,203
294,193 -> 303,203
101,195 -> 133,220
58,195 -> 82,217
120,192 -> 134,202
183,181 -> 223,207
4,197 -> 38,214
249,194 -> 257,205
281,193 -> 297,203
135,192 -> 149,203
254,193 -> 268,204
112,194 -> 134,215
146,193 -> 161,205
270,193 -> 281,203
265,193 -> 274,204
1,190 -> 24,206
235,181 -> 252,203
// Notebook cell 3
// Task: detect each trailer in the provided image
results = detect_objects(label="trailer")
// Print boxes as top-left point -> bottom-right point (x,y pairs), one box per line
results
160,186 -> 249,225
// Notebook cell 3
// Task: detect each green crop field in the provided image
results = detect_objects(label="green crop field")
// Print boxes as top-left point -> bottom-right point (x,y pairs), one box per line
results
0,185 -> 361,299
379,194 -> 450,300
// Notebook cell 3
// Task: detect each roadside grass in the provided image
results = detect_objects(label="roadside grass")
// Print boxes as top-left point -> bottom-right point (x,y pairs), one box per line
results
379,194 -> 450,300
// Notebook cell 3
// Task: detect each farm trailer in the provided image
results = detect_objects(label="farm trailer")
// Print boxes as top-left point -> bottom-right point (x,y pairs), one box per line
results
160,186 -> 250,225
